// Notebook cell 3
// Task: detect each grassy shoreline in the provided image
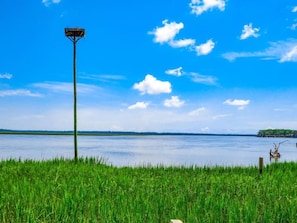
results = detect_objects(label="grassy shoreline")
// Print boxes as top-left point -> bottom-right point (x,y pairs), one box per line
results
1,158 -> 296,222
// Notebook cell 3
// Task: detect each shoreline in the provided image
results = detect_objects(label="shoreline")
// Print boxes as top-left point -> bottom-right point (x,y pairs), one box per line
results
0,129 -> 257,137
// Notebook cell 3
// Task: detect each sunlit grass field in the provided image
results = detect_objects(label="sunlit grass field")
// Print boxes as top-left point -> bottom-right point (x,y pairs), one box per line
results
0,158 -> 297,222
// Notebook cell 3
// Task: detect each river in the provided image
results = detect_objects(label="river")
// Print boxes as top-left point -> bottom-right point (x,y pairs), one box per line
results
0,134 -> 296,167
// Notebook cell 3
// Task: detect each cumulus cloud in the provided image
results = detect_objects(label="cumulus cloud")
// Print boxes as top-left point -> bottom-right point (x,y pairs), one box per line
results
223,99 -> 250,110
164,96 -> 184,108
240,23 -> 260,40
189,107 -> 206,116
195,39 -> 215,55
128,102 -> 149,110
292,6 -> 297,12
133,74 -> 172,95
222,39 -> 297,62
0,89 -> 41,97
0,73 -> 13,79
149,20 -> 216,57
165,67 -> 183,76
42,0 -> 61,7
149,20 -> 195,49
149,20 -> 184,44
189,0 -> 226,15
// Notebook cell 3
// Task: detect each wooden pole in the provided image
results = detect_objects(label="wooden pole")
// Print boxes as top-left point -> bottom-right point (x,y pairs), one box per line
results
73,38 -> 78,160
259,157 -> 263,174
65,28 -> 85,161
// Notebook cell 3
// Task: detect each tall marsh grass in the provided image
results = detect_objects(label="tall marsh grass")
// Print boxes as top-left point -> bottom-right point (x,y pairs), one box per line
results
0,157 -> 297,222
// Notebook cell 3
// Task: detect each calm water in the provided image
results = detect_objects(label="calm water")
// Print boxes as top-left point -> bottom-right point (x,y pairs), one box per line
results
0,134 -> 296,167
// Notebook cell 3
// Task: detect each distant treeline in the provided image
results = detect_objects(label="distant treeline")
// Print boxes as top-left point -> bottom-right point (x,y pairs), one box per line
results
0,129 -> 256,137
257,129 -> 297,138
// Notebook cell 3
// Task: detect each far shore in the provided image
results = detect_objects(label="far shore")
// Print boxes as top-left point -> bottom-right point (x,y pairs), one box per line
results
0,129 -> 257,137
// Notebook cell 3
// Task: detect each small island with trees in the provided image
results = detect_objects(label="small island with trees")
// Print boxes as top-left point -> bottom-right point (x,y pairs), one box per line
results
257,129 -> 297,138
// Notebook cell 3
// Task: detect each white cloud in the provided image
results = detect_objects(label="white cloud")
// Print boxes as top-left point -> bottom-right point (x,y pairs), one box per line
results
128,102 -> 149,110
133,74 -> 171,95
200,127 -> 210,132
42,0 -> 61,7
3,90 -> 296,133
189,0 -> 226,15
80,73 -> 126,82
169,39 -> 196,48
149,20 -> 184,44
280,45 -> 297,62
34,82 -> 73,93
149,20 -> 216,58
290,8 -> 297,30
164,96 -> 184,108
291,23 -> 297,30
240,23 -> 260,40
190,73 -> 217,85
165,66 -> 218,85
149,20 -> 195,50
0,73 -> 13,79
212,113 -> 231,120
33,82 -> 100,94
165,68 -> 218,85
189,107 -> 206,116
165,67 -> 183,76
222,51 -> 258,61
222,39 -> 297,62
273,108 -> 289,112
195,39 -> 215,55
0,89 -> 41,97
223,99 -> 250,110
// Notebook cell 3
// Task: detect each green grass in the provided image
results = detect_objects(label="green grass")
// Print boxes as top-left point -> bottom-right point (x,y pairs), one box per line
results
0,158 -> 297,222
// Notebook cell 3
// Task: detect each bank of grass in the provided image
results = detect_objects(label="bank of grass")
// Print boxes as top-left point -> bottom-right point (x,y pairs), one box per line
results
0,158 -> 297,222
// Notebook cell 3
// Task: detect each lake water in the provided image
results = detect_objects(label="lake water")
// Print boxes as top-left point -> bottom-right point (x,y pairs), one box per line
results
0,134 -> 296,167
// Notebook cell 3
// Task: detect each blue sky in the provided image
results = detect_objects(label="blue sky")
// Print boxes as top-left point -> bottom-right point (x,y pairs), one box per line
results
0,0 -> 297,134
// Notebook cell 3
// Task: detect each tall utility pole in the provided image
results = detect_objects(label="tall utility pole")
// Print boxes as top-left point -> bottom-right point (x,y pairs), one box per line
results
64,28 -> 85,160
